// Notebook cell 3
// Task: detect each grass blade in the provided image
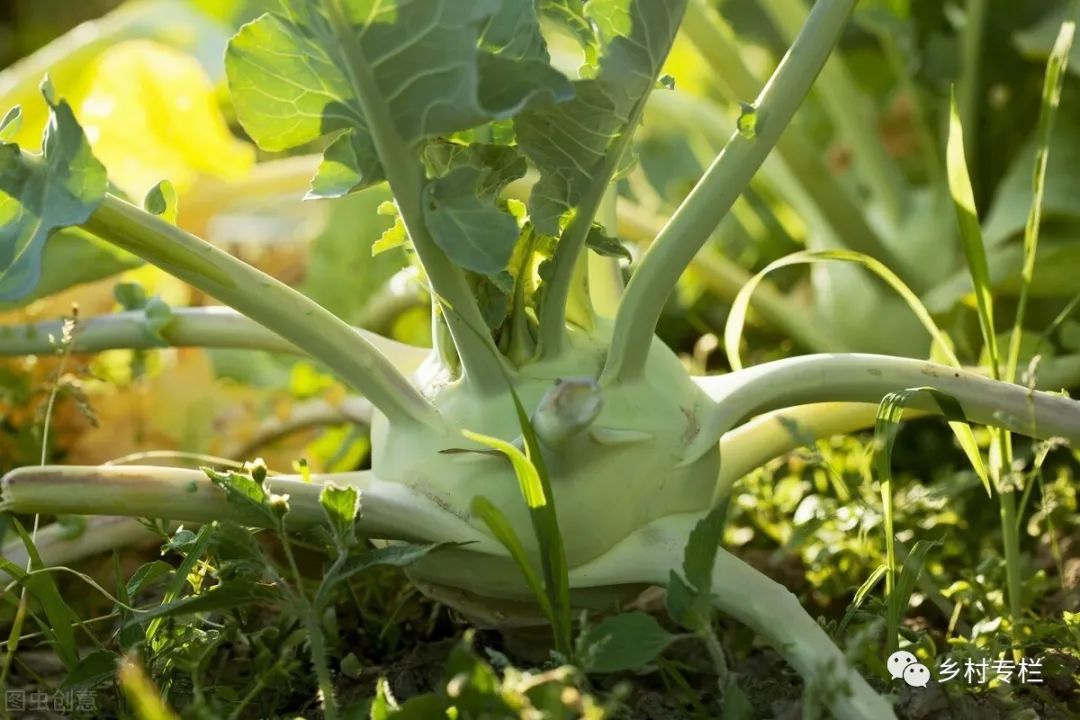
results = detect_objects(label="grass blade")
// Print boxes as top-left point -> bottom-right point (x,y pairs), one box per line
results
874,390 -> 951,651
463,411 -> 573,657
469,496 -> 555,625
1,518 -> 80,670
946,89 -> 999,377
725,249 -> 990,493
1006,6 -> 1078,382
724,249 -> 959,372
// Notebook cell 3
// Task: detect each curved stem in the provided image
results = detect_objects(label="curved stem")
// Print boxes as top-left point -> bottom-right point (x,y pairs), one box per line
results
0,465 -> 500,553
0,307 -> 430,373
569,513 -> 895,720
760,0 -> 906,223
715,402 -> 885,500
711,352 -> 1080,498
678,1 -> 898,266
320,0 -> 504,395
685,353 -> 1080,465
604,0 -> 857,383
80,197 -> 441,430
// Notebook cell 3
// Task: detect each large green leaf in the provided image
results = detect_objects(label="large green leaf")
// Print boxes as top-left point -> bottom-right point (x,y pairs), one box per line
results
515,0 -> 688,234
0,84 -> 108,302
225,0 -> 572,199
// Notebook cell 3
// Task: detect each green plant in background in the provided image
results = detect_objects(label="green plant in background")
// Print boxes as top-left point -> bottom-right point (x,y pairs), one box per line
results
3,1 -> 1080,718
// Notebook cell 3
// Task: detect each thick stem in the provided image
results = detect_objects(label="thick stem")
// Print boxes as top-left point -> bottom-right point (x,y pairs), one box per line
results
760,0 -> 906,223
319,0 -> 504,395
604,0 -> 857,383
685,353 -> 1080,466
537,98 -> 648,358
0,466 -> 499,553
711,347 -> 1080,496
569,513 -> 895,720
714,403 -> 886,502
80,197 -> 441,430
0,307 -> 429,373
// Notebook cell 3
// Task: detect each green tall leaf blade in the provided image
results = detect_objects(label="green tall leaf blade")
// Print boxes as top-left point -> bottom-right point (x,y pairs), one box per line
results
946,90 -> 999,375
0,84 -> 108,301
515,0 -> 688,233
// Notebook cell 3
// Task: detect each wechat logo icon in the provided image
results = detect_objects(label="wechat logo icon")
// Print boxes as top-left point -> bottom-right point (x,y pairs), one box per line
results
888,650 -> 931,688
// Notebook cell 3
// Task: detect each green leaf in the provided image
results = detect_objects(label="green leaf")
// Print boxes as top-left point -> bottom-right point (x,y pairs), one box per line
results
665,570 -> 697,628
320,482 -> 361,550
112,281 -> 174,343
0,82 -> 107,301
203,466 -> 277,526
143,179 -> 178,224
422,166 -> 520,274
479,0 -> 548,62
585,223 -> 631,260
666,505 -> 724,629
0,518 -> 81,670
144,296 -> 174,342
114,280 -> 148,310
225,0 -> 572,198
515,0 -> 687,233
421,140 -> 526,201
576,611 -> 677,673
720,677 -> 752,720
0,228 -> 139,311
302,186 -> 403,322
369,677 -> 399,719
470,495 -> 555,624
145,524 -> 215,643
682,505 -> 724,595
947,89 -> 1000,375
135,581 -> 280,621
124,560 -> 175,598
0,106 -> 21,142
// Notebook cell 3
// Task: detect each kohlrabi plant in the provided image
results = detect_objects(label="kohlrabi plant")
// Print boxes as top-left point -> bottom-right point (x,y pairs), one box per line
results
5,2 -> 1080,718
